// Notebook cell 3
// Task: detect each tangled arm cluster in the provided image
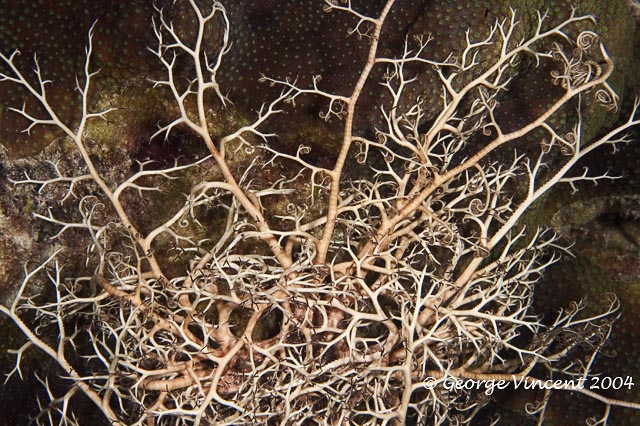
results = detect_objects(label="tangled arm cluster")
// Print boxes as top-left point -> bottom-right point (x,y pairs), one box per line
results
2,1 -> 640,425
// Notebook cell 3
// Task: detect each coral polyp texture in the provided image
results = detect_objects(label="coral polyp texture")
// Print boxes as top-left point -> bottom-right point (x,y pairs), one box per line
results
1,1 -> 640,425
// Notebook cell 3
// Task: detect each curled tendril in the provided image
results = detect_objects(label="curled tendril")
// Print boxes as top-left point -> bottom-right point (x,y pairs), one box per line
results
524,399 -> 545,415
570,61 -> 601,87
319,100 -> 346,122
441,232 -> 455,245
468,198 -> 484,216
576,31 -> 599,51
297,145 -> 312,156
355,141 -> 368,164
244,145 -> 255,154
34,317 -> 51,336
560,145 -> 573,156
595,87 -> 619,112
559,131 -> 577,156
550,69 -> 568,89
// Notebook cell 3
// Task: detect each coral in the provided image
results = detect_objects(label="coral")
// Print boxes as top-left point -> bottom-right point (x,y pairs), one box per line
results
2,1 -> 635,158
1,1 -> 640,425
0,0 -> 164,157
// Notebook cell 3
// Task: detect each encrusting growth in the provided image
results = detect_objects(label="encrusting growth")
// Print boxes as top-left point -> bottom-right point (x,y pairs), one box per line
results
1,1 -> 640,425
